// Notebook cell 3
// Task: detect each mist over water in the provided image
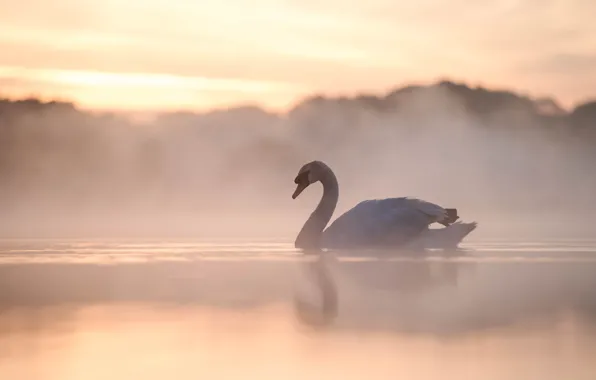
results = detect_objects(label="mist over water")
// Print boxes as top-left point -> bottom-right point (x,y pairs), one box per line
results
2,81 -> 596,379
1,81 -> 595,238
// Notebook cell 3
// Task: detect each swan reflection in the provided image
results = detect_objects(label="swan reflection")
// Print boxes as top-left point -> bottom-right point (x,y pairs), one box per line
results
293,248 -> 476,327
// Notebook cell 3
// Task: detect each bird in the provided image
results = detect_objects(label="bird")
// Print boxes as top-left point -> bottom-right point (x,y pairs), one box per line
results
291,160 -> 476,251
406,221 -> 477,251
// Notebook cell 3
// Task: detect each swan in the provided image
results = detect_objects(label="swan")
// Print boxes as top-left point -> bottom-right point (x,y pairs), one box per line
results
292,160 -> 476,250
406,221 -> 477,250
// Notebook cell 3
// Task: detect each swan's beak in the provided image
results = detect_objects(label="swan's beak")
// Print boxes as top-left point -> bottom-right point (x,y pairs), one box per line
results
292,182 -> 308,199
293,170 -> 311,199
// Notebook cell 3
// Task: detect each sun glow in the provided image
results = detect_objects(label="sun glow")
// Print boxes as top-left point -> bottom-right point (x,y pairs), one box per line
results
0,0 -> 594,110
0,66 -> 307,111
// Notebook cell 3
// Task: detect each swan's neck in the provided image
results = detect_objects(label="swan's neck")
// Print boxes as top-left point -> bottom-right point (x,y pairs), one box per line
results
295,170 -> 339,249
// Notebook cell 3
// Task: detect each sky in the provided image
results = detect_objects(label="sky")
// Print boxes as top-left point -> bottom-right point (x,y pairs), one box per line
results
0,0 -> 595,111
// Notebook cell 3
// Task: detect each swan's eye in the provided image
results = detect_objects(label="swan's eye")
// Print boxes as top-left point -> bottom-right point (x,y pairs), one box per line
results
294,171 -> 310,184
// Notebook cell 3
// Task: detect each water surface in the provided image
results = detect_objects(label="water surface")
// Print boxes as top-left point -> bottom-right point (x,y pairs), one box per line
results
1,238 -> 595,380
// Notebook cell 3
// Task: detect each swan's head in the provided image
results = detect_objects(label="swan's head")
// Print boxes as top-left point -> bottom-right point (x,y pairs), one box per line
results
292,161 -> 328,199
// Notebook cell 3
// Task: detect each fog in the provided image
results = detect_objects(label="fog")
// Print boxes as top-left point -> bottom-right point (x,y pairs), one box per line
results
2,80 -> 596,378
1,80 -> 595,239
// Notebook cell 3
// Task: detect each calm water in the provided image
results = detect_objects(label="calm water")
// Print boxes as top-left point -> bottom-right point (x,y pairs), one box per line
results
1,238 -> 596,380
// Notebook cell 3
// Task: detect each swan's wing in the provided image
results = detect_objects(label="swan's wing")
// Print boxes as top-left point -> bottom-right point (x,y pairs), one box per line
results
321,197 -> 449,248
397,197 -> 450,223
407,221 -> 478,250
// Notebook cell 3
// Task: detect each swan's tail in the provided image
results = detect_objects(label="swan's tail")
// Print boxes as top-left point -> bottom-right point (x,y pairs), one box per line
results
439,208 -> 460,226
409,221 -> 478,250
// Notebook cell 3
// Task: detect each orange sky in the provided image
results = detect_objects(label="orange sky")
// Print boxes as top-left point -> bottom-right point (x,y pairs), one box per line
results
1,0 -> 595,111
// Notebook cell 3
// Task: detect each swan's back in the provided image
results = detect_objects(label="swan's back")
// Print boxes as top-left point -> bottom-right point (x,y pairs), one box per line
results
321,197 -> 448,249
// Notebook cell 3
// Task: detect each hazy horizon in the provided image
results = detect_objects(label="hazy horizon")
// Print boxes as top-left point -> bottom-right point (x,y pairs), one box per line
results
3,77 -> 596,116
1,79 -> 595,239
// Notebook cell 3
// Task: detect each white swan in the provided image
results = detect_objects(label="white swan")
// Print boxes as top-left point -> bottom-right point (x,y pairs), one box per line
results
292,160 -> 476,250
406,221 -> 477,250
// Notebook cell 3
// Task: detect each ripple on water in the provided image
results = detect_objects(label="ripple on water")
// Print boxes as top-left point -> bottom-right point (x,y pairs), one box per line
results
0,239 -> 596,265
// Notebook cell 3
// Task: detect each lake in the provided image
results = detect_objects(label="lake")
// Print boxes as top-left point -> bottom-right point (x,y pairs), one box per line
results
1,238 -> 595,380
